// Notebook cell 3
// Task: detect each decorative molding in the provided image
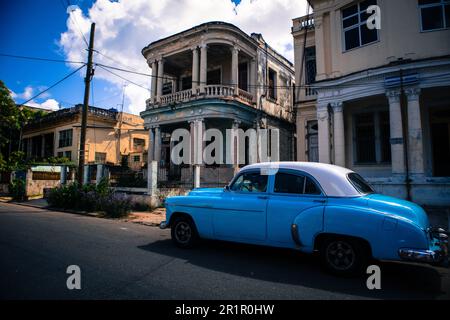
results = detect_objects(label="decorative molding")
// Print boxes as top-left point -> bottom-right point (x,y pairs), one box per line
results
330,101 -> 343,113
404,87 -> 421,101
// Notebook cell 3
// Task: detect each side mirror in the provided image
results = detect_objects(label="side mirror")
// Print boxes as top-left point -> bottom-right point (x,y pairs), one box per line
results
224,185 -> 230,192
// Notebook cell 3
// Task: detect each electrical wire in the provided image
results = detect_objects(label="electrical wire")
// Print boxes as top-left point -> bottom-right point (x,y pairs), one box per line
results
17,64 -> 85,106
63,0 -> 90,49
0,53 -> 85,65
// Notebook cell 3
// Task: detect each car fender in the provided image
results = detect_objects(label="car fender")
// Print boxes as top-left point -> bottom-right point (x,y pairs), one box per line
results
292,205 -> 324,250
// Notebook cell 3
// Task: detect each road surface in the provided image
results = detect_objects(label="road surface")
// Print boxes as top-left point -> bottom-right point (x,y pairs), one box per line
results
0,202 -> 449,299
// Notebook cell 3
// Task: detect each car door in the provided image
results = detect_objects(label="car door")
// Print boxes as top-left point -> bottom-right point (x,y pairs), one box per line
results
213,170 -> 269,242
266,169 -> 326,246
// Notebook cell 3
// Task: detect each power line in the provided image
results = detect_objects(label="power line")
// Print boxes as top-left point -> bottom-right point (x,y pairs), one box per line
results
17,64 -> 86,106
97,65 -> 151,91
62,0 -> 90,48
0,53 -> 85,65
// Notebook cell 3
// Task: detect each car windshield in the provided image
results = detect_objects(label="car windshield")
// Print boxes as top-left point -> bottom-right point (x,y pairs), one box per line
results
347,173 -> 375,194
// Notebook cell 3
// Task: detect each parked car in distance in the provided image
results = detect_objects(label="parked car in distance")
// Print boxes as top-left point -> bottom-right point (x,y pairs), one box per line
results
161,162 -> 449,275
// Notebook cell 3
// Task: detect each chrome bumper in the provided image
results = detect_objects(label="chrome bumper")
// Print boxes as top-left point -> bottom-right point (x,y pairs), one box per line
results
398,249 -> 443,263
160,221 -> 168,229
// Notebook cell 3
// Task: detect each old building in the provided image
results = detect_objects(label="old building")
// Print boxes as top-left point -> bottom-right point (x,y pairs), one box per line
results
292,0 -> 450,205
140,22 -> 296,189
22,104 -> 148,170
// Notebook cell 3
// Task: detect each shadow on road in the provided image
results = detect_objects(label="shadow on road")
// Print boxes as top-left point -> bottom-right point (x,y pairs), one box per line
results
138,239 -> 447,299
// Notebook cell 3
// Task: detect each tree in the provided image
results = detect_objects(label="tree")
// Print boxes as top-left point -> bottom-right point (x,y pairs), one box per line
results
0,80 -> 20,149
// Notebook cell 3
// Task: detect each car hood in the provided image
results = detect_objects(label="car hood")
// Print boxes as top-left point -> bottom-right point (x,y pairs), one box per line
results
188,188 -> 225,196
365,194 -> 429,230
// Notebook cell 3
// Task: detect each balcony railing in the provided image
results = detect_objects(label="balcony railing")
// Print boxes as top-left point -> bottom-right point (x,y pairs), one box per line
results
146,85 -> 254,109
292,15 -> 315,33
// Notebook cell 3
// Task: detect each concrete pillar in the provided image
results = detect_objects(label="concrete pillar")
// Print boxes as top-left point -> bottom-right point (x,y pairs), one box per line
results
199,44 -> 208,93
147,160 -> 158,197
96,164 -> 103,185
60,165 -> 67,185
405,87 -> 424,177
148,128 -> 155,162
231,46 -> 239,91
386,89 -> 405,176
317,104 -> 331,164
156,58 -> 164,102
313,15 -> 326,81
191,119 -> 203,189
332,102 -> 345,167
83,165 -> 89,185
189,120 -> 196,165
154,126 -> 161,163
192,47 -> 199,93
232,120 -> 241,173
249,58 -> 256,101
150,60 -> 157,103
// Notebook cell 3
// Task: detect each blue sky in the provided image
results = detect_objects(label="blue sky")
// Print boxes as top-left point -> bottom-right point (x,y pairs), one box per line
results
0,0 -> 305,114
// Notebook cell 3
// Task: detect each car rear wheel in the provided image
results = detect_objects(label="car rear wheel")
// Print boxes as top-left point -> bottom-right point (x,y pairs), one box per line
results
171,217 -> 198,248
320,237 -> 368,276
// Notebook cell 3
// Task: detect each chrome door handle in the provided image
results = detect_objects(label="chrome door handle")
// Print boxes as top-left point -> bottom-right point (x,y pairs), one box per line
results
313,199 -> 326,204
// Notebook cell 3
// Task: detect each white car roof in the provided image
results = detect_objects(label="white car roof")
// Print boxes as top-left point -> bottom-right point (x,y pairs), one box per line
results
241,162 -> 361,197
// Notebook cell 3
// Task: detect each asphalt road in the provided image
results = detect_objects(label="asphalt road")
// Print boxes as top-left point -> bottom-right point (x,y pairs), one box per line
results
1,202 -> 449,300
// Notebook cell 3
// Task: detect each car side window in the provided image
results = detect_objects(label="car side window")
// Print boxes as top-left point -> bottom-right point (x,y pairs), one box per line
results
230,172 -> 268,193
274,172 -> 305,194
304,177 -> 321,195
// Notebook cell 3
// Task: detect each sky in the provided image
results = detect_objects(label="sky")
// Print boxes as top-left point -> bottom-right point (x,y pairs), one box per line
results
0,0 -> 309,115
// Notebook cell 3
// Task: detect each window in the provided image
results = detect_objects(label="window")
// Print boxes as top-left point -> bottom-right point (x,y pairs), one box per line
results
238,62 -> 248,91
353,111 -> 391,164
305,47 -> 317,85
181,76 -> 192,90
274,172 -> 322,195
274,173 -> 305,194
230,172 -> 268,193
268,68 -> 277,100
419,0 -> 450,31
95,152 -> 107,164
64,151 -> 72,160
307,120 -> 319,162
348,173 -> 374,194
133,155 -> 141,162
58,129 -> 73,148
162,82 -> 172,95
342,0 -> 378,51
133,138 -> 145,149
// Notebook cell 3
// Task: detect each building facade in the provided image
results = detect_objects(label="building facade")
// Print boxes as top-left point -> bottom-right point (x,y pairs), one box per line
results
22,105 -> 148,170
140,22 -> 296,189
293,0 -> 450,205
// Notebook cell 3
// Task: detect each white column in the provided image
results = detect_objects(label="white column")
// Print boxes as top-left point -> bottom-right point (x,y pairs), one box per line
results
60,165 -> 67,185
199,44 -> 208,93
317,104 -> 331,164
150,60 -> 157,102
232,120 -> 241,173
147,160 -> 158,201
192,47 -> 199,93
156,58 -> 164,102
231,47 -> 239,91
386,89 -> 405,176
148,127 -> 155,162
405,87 -> 424,177
96,164 -> 103,185
154,126 -> 161,163
249,58 -> 256,101
332,102 -> 345,167
193,119 -> 204,188
83,165 -> 89,185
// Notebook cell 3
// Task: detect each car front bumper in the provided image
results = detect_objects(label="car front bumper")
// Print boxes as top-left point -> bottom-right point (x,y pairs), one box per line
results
399,227 -> 449,266
160,221 -> 168,229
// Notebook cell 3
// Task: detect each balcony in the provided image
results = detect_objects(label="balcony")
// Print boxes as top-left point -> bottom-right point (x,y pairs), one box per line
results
146,85 -> 255,109
292,15 -> 315,33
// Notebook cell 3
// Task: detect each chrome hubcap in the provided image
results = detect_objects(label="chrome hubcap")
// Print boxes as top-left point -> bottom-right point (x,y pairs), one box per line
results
326,241 -> 355,271
175,221 -> 191,244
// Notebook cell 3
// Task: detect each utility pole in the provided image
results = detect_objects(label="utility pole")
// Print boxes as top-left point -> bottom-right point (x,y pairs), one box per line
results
78,22 -> 96,185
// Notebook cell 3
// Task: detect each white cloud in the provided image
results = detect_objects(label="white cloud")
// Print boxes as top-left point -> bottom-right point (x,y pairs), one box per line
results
11,86 -> 60,111
59,0 -> 309,115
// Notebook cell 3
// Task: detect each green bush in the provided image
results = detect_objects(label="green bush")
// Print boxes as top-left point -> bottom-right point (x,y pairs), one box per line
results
9,178 -> 25,201
46,180 -> 131,218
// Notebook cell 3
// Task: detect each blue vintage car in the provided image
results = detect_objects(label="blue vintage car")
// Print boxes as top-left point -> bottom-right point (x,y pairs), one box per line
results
161,162 -> 448,275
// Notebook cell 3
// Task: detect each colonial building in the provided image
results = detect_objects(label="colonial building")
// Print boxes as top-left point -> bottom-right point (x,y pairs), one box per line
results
292,0 -> 450,205
22,104 -> 148,170
140,22 -> 296,189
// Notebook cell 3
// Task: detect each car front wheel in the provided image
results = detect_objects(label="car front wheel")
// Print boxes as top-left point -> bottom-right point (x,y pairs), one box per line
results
321,237 -> 368,276
171,217 -> 198,248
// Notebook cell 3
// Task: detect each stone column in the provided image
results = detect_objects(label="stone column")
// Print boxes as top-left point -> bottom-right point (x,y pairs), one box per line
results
231,46 -> 239,91
192,47 -> 199,93
83,165 -> 89,185
332,102 -> 345,167
317,103 -> 331,163
405,87 -> 424,178
199,44 -> 208,93
193,119 -> 204,189
232,120 -> 241,173
96,164 -> 103,185
147,160 -> 158,206
156,58 -> 164,102
150,60 -> 157,103
154,126 -> 161,163
148,127 -> 155,162
249,58 -> 256,101
386,89 -> 405,176
313,15 -> 326,81
60,165 -> 67,185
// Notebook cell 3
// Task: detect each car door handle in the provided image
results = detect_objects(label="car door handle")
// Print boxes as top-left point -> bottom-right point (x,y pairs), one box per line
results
257,196 -> 268,200
313,199 -> 326,204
